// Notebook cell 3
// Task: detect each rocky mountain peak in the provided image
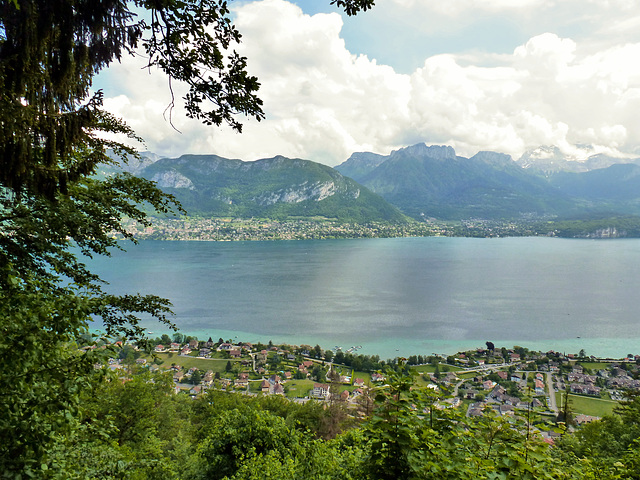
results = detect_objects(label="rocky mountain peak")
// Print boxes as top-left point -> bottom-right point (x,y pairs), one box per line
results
471,151 -> 514,166
390,143 -> 457,161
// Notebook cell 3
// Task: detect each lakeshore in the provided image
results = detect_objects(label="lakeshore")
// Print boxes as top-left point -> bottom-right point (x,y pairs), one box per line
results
88,236 -> 640,361
109,335 -> 637,420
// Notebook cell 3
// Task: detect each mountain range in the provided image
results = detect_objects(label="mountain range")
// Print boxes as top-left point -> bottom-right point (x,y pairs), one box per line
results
125,154 -> 406,222
107,144 -> 640,222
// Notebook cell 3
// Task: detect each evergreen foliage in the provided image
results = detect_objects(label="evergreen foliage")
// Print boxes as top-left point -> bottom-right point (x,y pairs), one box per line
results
1,1 -> 377,473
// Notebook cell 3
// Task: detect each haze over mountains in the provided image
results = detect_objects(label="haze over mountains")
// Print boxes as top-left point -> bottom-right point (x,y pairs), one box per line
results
111,144 -> 640,222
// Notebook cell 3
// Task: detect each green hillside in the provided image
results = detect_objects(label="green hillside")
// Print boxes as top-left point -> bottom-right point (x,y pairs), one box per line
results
139,154 -> 407,223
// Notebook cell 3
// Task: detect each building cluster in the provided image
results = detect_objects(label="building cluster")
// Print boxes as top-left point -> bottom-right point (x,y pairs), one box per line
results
118,217 -> 451,241
100,338 -> 640,429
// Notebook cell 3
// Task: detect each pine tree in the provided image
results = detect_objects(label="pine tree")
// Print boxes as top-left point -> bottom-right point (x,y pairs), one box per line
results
0,0 -> 375,475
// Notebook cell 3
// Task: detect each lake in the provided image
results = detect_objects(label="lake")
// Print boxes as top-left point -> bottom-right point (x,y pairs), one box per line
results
86,236 -> 640,359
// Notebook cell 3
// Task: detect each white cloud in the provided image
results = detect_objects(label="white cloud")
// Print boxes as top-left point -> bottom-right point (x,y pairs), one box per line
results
97,0 -> 640,165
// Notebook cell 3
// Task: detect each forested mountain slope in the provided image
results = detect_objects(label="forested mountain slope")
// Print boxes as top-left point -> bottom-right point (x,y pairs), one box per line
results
138,154 -> 407,222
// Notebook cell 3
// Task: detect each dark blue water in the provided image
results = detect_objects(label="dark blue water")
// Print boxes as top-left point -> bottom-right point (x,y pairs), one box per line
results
86,237 -> 640,358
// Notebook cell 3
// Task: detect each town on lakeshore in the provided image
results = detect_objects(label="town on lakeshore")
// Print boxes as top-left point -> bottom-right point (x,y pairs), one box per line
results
119,216 -> 640,241
99,335 -> 639,437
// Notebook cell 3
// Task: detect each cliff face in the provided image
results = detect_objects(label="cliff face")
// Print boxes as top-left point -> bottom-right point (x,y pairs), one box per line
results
150,169 -> 196,190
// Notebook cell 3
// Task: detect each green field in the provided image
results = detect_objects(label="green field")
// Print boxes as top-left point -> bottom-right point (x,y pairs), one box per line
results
556,392 -> 618,417
146,353 -> 243,373
413,364 -> 464,374
282,379 -> 315,398
577,362 -> 613,370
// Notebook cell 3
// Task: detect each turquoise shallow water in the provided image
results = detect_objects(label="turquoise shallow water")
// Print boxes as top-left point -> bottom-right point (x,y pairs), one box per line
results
86,237 -> 640,360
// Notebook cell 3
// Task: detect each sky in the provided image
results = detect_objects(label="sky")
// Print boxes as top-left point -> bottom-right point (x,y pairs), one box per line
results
95,0 -> 640,167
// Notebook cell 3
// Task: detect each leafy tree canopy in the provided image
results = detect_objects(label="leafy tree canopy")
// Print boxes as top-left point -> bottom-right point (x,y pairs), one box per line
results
0,0 -> 375,475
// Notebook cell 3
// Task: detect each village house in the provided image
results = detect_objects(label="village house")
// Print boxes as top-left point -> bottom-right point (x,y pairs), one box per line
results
529,398 -> 544,409
567,373 -> 597,384
464,389 -> 479,400
487,385 -> 505,398
574,414 -> 600,425
483,380 -> 496,391
235,373 -> 249,388
202,370 -> 214,386
497,404 -> 515,416
270,382 -> 285,395
437,397 -> 462,409
443,373 -> 458,384
608,376 -> 640,389
312,383 -> 330,399
487,390 -> 520,406
570,384 -> 601,396
467,402 -> 485,417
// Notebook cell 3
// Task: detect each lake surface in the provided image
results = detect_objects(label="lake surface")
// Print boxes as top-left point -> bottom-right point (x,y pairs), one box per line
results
87,237 -> 640,359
